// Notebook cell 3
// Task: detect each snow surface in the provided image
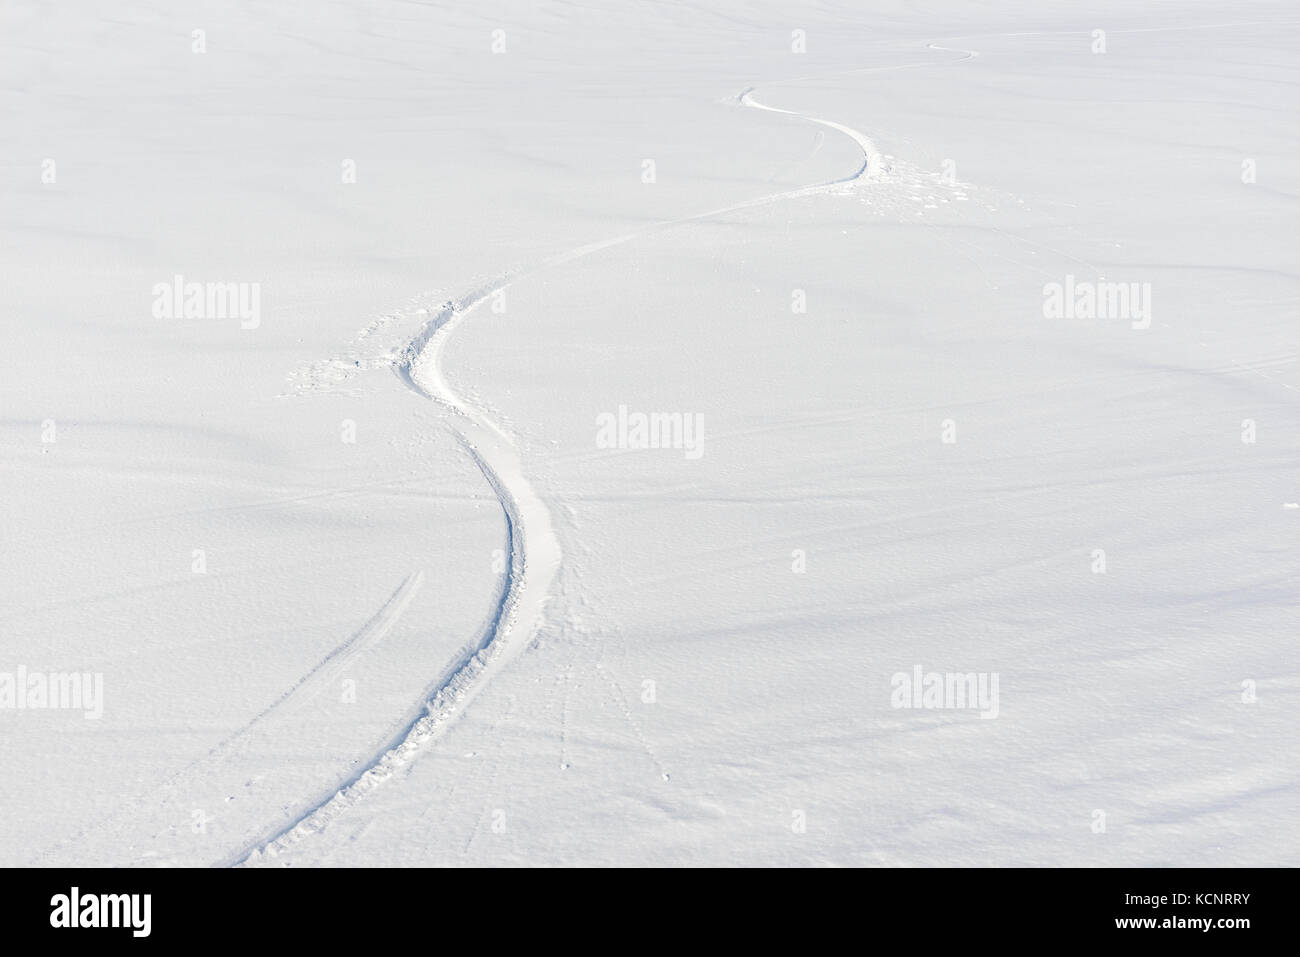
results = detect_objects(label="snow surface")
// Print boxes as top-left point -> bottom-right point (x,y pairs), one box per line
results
2,0 -> 1298,866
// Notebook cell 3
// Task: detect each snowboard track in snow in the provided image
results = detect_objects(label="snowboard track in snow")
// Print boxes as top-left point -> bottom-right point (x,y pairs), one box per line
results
232,82 -> 886,866
232,35 -> 1053,865
235,21 -> 1282,863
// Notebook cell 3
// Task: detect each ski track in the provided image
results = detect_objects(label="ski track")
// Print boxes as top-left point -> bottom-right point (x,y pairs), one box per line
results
236,22 -> 1278,864
26,570 -> 424,866
230,60 -> 903,865
223,570 -> 427,735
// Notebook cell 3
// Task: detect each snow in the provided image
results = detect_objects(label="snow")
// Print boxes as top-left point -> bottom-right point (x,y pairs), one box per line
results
2,0 -> 1298,867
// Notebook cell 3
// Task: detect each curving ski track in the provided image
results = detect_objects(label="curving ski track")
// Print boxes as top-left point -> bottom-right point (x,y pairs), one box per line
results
235,64 -> 899,866
230,23 -> 1291,864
